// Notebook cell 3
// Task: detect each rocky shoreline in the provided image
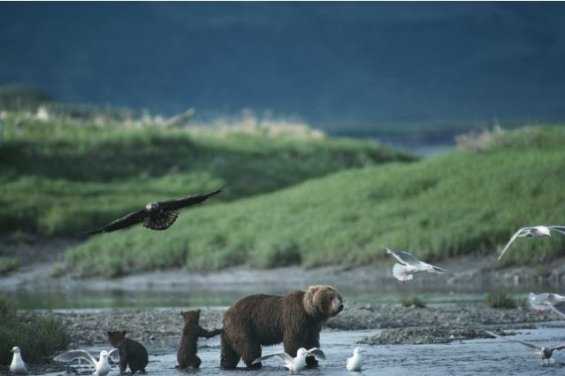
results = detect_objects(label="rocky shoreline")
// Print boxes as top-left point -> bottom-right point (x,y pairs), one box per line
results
38,302 -> 564,348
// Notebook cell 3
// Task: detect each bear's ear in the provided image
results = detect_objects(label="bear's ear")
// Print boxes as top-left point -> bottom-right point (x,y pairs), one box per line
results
107,331 -> 113,337
303,285 -> 322,317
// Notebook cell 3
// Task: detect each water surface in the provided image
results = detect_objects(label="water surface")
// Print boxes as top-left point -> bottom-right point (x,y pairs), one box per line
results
41,328 -> 565,376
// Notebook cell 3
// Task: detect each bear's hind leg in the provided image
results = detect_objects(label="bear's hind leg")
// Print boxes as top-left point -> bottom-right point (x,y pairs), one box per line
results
188,355 -> 201,369
241,340 -> 262,370
220,334 -> 240,369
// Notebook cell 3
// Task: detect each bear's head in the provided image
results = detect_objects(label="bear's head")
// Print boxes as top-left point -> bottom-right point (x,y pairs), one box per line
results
107,330 -> 127,347
181,309 -> 201,325
303,285 -> 344,320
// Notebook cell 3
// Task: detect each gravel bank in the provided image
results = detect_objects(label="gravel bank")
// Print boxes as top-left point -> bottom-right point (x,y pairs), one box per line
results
38,302 -> 563,348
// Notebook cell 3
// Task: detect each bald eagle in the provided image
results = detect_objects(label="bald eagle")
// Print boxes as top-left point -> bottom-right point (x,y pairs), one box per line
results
87,188 -> 222,235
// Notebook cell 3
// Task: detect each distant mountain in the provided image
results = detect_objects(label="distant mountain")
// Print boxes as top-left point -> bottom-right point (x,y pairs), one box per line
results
1,3 -> 565,131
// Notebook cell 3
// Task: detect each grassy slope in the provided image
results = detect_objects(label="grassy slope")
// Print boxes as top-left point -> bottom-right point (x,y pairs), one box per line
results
65,127 -> 565,277
0,115 -> 410,236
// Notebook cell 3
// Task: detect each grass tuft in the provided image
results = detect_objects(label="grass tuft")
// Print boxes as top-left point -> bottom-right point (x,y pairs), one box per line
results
0,295 -> 70,365
0,257 -> 20,274
485,291 -> 517,309
400,296 -> 427,309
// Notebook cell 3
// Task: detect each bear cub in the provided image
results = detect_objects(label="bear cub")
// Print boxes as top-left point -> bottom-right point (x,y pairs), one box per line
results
177,309 -> 223,369
107,330 -> 149,374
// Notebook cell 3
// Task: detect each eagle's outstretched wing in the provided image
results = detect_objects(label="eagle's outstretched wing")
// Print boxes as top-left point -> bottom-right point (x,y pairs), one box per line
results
159,188 -> 222,211
87,209 -> 147,235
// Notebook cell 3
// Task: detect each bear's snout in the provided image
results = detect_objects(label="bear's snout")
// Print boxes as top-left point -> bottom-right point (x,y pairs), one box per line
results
329,295 -> 344,316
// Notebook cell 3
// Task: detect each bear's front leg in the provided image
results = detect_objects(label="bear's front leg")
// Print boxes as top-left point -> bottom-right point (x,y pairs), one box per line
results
119,356 -> 128,375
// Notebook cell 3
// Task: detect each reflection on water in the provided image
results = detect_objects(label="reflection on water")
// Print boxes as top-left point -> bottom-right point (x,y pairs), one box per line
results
41,328 -> 565,376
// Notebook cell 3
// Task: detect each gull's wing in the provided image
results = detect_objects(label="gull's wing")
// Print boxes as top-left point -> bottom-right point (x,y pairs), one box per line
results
306,348 -> 326,360
549,301 -> 565,319
54,350 -> 97,367
551,293 -> 565,302
87,209 -> 147,235
424,262 -> 448,273
512,340 -> 542,351
549,226 -> 565,235
484,330 -> 540,351
484,330 -> 500,338
108,349 -> 120,364
251,352 -> 293,365
550,345 -> 565,352
159,188 -> 222,211
497,228 -> 528,261
386,248 -> 422,266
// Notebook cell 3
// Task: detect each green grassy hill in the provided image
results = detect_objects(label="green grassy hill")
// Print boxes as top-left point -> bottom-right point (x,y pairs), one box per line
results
0,114 -> 411,236
64,127 -> 565,277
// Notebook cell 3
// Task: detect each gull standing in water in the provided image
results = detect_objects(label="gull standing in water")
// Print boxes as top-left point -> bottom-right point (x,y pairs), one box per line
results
54,349 -> 118,376
346,347 -> 363,372
528,292 -> 565,318
386,248 -> 448,282
252,347 -> 325,374
9,347 -> 28,374
497,226 -> 565,261
486,331 -> 565,365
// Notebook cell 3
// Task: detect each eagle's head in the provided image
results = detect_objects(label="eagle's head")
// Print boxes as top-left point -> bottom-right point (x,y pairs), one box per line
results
145,202 -> 159,212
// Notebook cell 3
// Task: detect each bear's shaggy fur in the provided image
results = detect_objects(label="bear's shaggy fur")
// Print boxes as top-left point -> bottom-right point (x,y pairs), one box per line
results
177,310 -> 223,369
107,331 -> 148,374
220,285 -> 343,369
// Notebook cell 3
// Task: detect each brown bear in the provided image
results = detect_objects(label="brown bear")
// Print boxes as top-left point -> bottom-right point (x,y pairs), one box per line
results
177,310 -> 223,369
220,285 -> 344,370
107,331 -> 148,374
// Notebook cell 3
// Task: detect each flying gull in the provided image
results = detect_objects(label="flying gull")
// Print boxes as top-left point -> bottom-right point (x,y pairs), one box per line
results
497,225 -> 565,261
528,292 -> 565,319
87,188 -> 222,235
252,347 -> 325,374
486,330 -> 565,365
386,248 -> 448,282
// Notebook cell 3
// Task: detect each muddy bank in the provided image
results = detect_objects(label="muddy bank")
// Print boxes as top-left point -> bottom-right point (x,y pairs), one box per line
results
4,236 -> 565,291
38,302 -> 564,348
327,302 -> 560,330
359,327 -> 524,345
5,258 -> 565,293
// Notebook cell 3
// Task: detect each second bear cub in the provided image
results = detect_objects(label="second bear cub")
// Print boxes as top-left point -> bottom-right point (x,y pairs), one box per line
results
107,331 -> 149,374
177,309 -> 222,369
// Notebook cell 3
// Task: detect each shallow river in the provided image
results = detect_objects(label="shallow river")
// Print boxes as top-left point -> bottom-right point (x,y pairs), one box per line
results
39,327 -> 565,376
